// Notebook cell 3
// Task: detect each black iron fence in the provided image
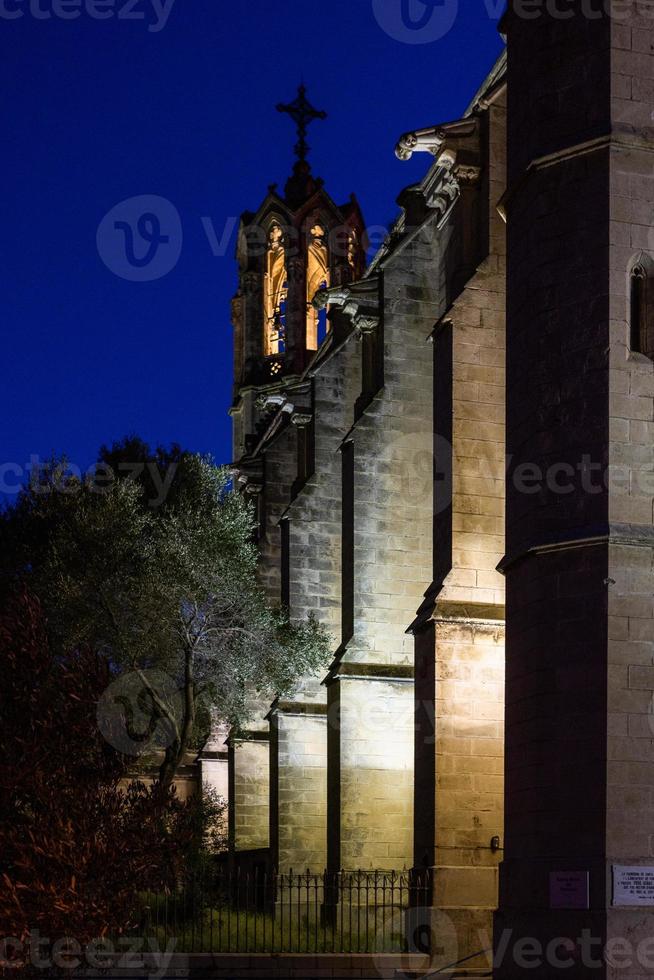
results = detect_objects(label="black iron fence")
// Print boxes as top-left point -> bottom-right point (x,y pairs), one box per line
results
139,867 -> 430,954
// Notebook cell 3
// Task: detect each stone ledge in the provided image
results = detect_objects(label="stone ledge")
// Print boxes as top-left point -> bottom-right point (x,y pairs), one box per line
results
324,663 -> 414,686
87,952 -> 434,979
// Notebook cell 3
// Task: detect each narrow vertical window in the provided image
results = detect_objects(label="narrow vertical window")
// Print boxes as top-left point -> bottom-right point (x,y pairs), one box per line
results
264,223 -> 288,356
280,518 -> 290,611
433,320 -> 453,590
252,488 -> 264,545
291,414 -> 315,499
354,278 -> 383,420
630,263 -> 647,355
341,440 -> 354,646
306,223 -> 330,350
297,424 -> 309,482
360,327 -> 384,406
347,230 -> 357,271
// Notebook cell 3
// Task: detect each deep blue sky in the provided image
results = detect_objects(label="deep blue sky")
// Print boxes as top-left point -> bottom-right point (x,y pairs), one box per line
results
1,0 -> 504,496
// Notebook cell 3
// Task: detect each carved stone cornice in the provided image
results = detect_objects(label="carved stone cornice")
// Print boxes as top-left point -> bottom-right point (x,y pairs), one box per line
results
254,393 -> 294,413
455,164 -> 482,186
323,662 -> 414,687
354,320 -> 379,339
395,118 -> 481,230
312,276 -> 380,337
421,150 -> 459,221
394,118 -> 477,161
416,152 -> 482,226
232,459 -> 264,497
424,172 -> 459,217
291,412 -> 312,427
395,128 -> 447,161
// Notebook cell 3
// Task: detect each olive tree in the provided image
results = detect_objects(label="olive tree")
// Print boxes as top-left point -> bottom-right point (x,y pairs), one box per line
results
1,441 -> 329,788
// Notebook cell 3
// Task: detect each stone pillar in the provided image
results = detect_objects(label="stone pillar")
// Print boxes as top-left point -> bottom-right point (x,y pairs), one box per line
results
199,723 -> 229,794
496,5 -> 654,978
285,255 -> 306,374
228,720 -> 270,858
415,611 -> 504,967
269,701 -> 328,872
241,271 -> 263,369
231,294 -> 244,393
327,668 -> 414,872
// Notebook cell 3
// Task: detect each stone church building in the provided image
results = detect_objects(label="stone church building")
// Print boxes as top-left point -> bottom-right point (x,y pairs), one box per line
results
223,5 -> 654,976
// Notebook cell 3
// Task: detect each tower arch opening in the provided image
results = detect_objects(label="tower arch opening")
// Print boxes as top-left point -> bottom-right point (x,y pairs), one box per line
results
306,222 -> 330,350
264,221 -> 288,356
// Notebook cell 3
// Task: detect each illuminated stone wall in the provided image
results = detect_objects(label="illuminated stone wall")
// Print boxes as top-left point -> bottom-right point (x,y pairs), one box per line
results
334,673 -> 414,870
325,224 -> 439,873
227,56 -> 510,899
270,319 -> 362,872
229,421 -> 301,863
270,709 -> 328,872
229,732 -> 270,852
410,80 -> 507,970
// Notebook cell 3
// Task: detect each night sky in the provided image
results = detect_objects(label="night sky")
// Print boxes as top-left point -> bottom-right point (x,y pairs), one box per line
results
1,0 -> 505,498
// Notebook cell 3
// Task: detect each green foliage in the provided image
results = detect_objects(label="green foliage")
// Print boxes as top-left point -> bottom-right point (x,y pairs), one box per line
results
0,439 -> 331,784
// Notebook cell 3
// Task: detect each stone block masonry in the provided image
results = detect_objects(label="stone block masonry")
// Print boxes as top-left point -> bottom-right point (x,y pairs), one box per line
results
496,4 -> 654,978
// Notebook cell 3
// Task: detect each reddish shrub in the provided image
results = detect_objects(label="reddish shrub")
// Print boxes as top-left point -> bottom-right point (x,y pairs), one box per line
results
0,587 -> 194,965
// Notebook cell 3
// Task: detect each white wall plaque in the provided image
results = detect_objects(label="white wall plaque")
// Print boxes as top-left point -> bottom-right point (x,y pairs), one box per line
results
613,866 -> 654,907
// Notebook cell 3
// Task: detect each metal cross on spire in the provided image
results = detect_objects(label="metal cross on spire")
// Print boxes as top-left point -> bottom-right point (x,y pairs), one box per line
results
276,85 -> 327,163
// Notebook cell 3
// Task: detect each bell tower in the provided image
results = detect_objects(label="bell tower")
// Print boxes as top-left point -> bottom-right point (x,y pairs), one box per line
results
227,90 -> 366,866
230,86 -> 366,465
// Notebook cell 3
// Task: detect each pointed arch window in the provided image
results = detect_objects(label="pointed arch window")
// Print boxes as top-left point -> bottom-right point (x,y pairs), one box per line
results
630,257 -> 654,360
264,223 -> 288,356
347,230 -> 358,270
306,223 -> 330,351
